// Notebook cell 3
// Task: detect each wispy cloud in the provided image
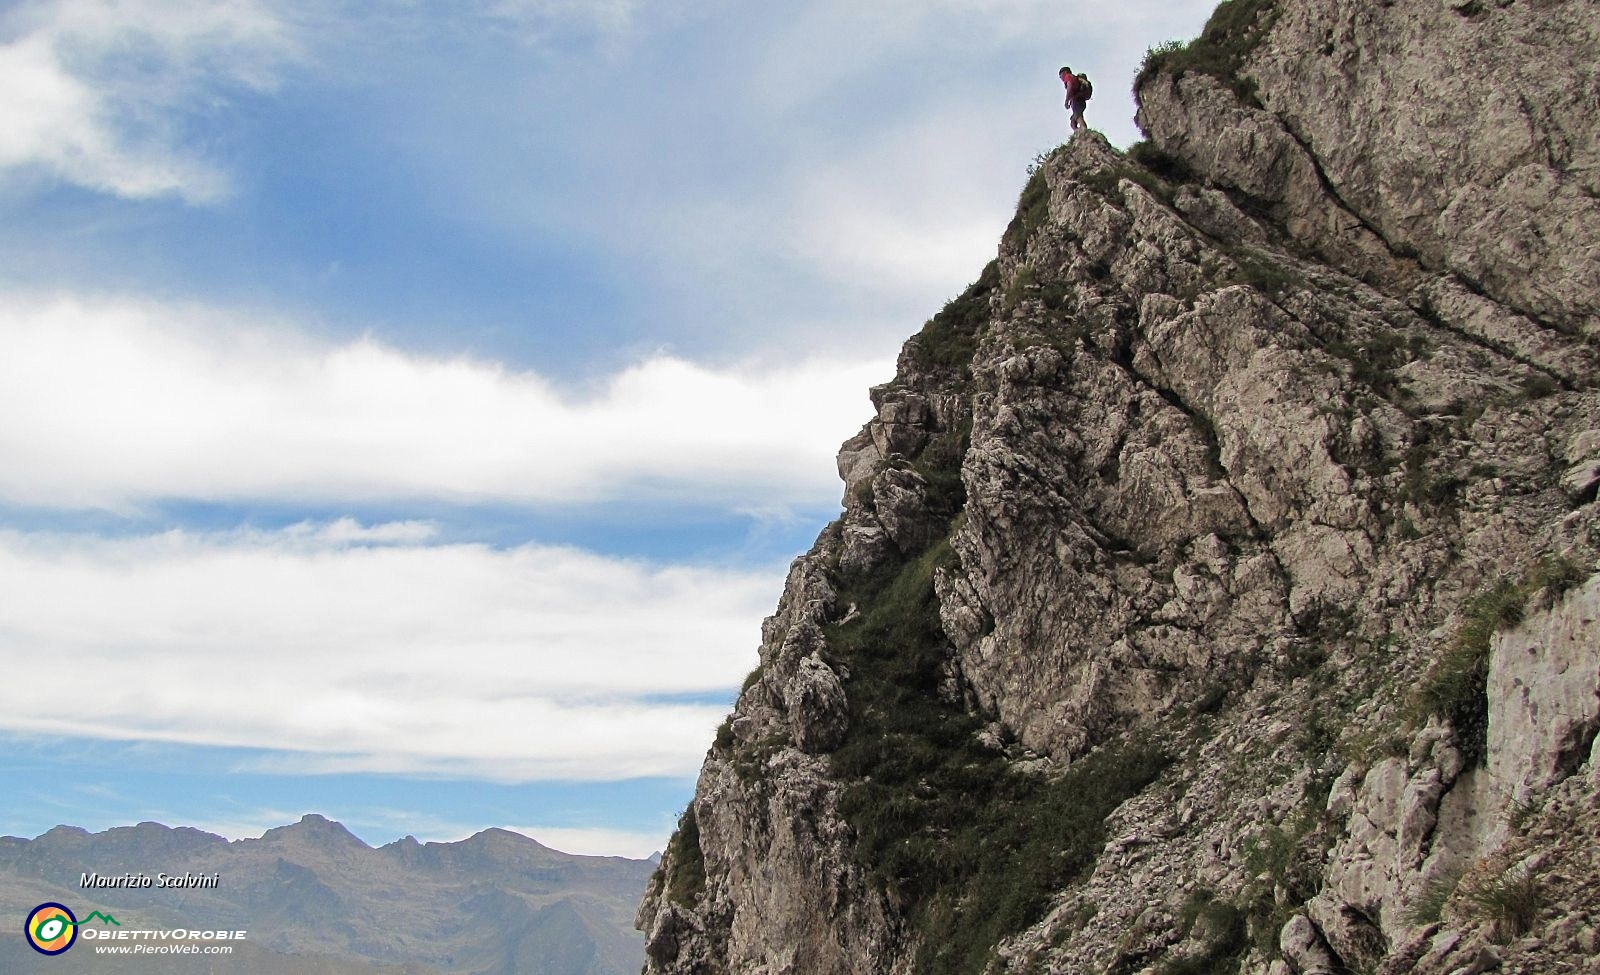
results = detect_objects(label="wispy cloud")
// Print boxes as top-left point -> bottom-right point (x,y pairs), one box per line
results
0,521 -> 777,781
482,0 -> 644,39
512,823 -> 668,859
781,100 -> 1040,299
0,294 -> 888,511
0,0 -> 295,201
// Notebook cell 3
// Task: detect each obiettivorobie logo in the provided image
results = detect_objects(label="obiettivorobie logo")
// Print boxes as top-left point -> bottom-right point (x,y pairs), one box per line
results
24,903 -> 119,955
24,903 -> 246,958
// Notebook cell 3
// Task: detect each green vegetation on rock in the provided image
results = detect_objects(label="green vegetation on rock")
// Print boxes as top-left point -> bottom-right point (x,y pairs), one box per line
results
1324,329 -> 1421,401
1413,557 -> 1590,767
1136,0 -> 1281,103
1155,891 -> 1248,975
1126,140 -> 1194,184
1404,869 -> 1463,927
662,805 -> 706,908
1079,165 -> 1173,206
1005,165 -> 1054,251
906,261 -> 1000,381
1460,862 -> 1544,943
1238,805 -> 1327,956
827,438 -> 1168,973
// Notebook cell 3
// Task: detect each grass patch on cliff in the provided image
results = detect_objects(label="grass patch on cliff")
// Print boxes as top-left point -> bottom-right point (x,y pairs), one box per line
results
1412,556 -> 1591,766
1229,252 -> 1301,297
1005,165 -> 1053,248
1460,862 -> 1543,943
914,417 -> 974,517
1414,577 -> 1525,768
1136,0 -> 1281,104
1154,891 -> 1248,975
828,537 -> 1169,975
661,805 -> 706,908
1396,423 -> 1466,511
1404,870 -> 1462,927
1325,329 -> 1419,401
906,261 -> 999,381
1080,165 -> 1173,205
1233,805 -> 1329,960
1002,266 -> 1038,313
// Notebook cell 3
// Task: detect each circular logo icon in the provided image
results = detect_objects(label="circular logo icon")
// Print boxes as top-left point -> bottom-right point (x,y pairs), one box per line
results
25,903 -> 78,955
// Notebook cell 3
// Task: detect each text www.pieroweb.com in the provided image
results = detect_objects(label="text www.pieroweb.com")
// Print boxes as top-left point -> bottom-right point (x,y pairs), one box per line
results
94,943 -> 235,955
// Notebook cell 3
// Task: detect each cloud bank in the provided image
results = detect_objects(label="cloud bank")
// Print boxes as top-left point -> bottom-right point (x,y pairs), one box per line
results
0,294 -> 889,511
0,521 -> 780,780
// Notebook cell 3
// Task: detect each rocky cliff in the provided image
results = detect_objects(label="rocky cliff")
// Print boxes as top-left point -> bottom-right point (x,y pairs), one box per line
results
636,1 -> 1600,972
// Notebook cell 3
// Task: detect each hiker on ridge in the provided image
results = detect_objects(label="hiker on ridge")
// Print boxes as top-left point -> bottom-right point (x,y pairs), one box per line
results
1060,66 -> 1092,132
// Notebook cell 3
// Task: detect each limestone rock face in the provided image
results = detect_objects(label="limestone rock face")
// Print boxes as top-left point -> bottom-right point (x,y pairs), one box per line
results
636,548 -> 909,975
1136,0 -> 1600,335
1487,576 -> 1600,806
637,1 -> 1600,972
786,655 -> 849,755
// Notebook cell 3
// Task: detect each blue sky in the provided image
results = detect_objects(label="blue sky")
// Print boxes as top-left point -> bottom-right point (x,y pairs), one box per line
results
0,0 -> 1214,858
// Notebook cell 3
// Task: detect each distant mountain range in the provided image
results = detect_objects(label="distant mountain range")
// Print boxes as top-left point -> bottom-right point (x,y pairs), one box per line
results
0,815 -> 655,974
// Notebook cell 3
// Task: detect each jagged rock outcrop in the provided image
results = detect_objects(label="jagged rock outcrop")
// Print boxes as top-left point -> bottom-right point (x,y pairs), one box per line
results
638,1 -> 1600,972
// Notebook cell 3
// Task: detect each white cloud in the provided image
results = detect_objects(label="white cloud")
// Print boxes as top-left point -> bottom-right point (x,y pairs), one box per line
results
613,95 -> 1037,350
483,0 -> 642,37
0,0 -> 294,200
0,521 -> 777,781
782,100 -> 1040,299
0,294 -> 889,511
512,823 -> 668,859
